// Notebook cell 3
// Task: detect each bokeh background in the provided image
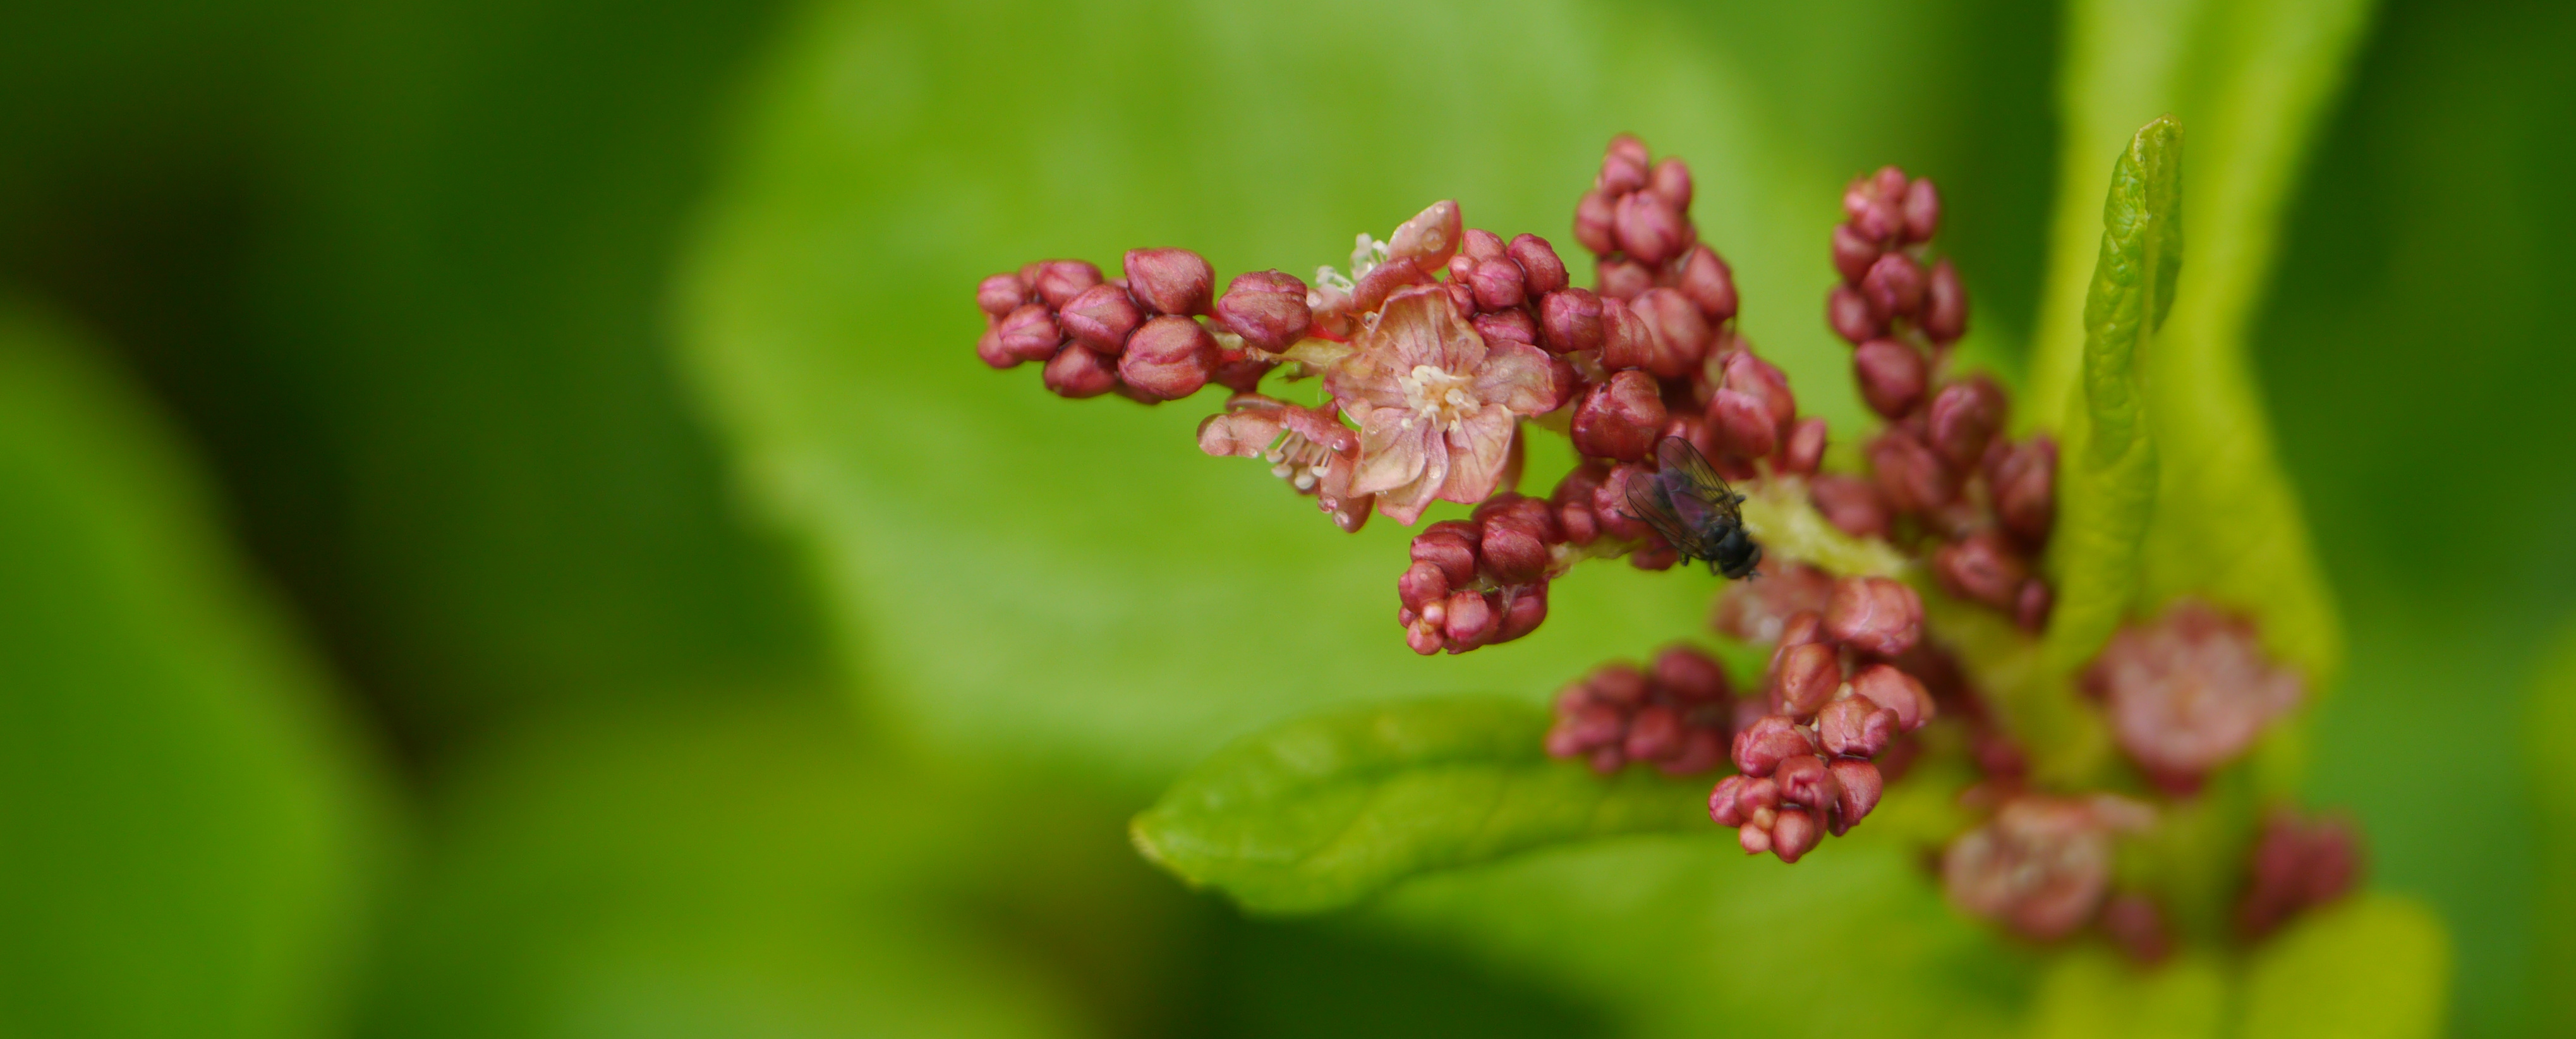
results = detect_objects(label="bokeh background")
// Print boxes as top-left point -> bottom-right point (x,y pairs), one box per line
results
3,0 -> 2572,1036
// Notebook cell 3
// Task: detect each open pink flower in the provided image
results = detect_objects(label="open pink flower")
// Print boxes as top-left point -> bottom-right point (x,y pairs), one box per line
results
1325,286 -> 1562,524
1198,393 -> 1374,532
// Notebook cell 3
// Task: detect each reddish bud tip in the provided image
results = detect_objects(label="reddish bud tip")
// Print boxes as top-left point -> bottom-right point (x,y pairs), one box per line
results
1731,714 -> 1817,777
1771,808 -> 1823,862
1654,646 -> 1732,702
1709,774 -> 1750,826
1398,560 -> 1451,612
1774,754 -> 1840,811
1676,245 -> 1738,322
1780,416 -> 1829,475
1925,258 -> 1968,343
1849,664 -> 1934,732
1509,234 -> 1570,296
1853,339 -> 1928,419
1770,642 -> 1843,719
1987,435 -> 2059,545
1041,343 -> 1118,398
1596,257 -> 1653,301
1389,200 -> 1465,269
2102,894 -> 2173,965
1123,248 -> 1214,316
1118,316 -> 1216,401
1933,532 -> 2030,612
1902,178 -> 1941,243
1215,270 -> 1312,351
1496,583 -> 1549,642
1460,228 -> 1506,263
1574,189 -> 1618,257
1614,191 -> 1690,265
1928,375 -> 2009,466
1624,704 -> 1684,762
1830,223 -> 1882,285
1442,588 -> 1499,650
1648,157 -> 1693,210
1827,758 -> 1884,832
2015,579 -> 2053,633
1031,260 -> 1104,308
1469,258 -> 1527,311
1570,370 -> 1667,462
1866,427 -> 1958,514
996,303 -> 1067,363
1630,288 -> 1708,378
1829,284 -> 1887,344
1412,521 -> 1482,586
977,272 -> 1031,317
1825,576 -> 1924,657
1060,283 -> 1144,355
1819,697 -> 1899,758
1539,288 -> 1605,354
1809,474 -> 1892,539
1862,253 -> 1927,319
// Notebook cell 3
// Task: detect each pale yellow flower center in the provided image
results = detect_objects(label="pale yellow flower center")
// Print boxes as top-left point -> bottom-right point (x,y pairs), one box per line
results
1399,363 -> 1478,430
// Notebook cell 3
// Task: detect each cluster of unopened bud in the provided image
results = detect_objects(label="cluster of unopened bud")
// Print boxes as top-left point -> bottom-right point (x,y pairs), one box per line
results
1815,166 -> 2056,632
1397,495 -> 1561,653
1706,574 -> 1937,861
1544,647 -> 1738,775
977,251 -> 1312,403
2235,809 -> 2361,940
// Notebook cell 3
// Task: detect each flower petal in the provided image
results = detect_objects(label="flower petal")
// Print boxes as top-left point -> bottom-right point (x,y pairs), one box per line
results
1437,404 -> 1516,503
1350,406 -> 1434,498
1374,440 -> 1448,525
1472,341 -> 1563,416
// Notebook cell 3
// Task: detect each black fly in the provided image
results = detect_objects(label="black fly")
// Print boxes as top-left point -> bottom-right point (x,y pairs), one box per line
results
1625,436 -> 1763,580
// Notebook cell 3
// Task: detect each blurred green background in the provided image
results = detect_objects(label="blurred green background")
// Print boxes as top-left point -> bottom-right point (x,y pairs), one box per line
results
1,0 -> 2570,1036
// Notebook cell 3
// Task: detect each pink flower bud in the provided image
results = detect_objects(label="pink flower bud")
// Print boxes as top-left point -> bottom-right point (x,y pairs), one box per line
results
1473,308 -> 1539,347
1547,702 -> 1625,758
1060,283 -> 1144,354
1774,753 -> 1839,810
1829,284 -> 1887,344
2102,894 -> 2172,965
1573,189 -> 1618,257
1708,774 -> 1750,826
1595,257 -> 1652,301
1853,338 -> 1928,418
1348,254 -> 1435,314
1654,646 -> 1732,703
1539,288 -> 1604,353
1589,662 -> 1652,707
1731,714 -> 1816,777
1739,820 -> 1774,856
1592,465 -> 1659,541
1863,253 -> 1926,319
1809,474 -> 1891,539
1597,298 -> 1652,370
1597,147 -> 1649,195
1460,227 -> 1506,263
1928,375 -> 2008,466
1630,288 -> 1707,377
1406,618 -> 1446,656
1388,199 -> 1464,269
1867,427 -> 1957,513
1412,521 -> 1481,586
1496,583 -> 1549,642
1674,244 -> 1737,321
1819,697 -> 1898,757
1613,191 -> 1689,265
1625,703 -> 1684,762
1030,259 -> 1104,308
977,272 -> 1031,317
1707,389 -> 1777,460
1825,576 -> 1924,657
1041,343 -> 1118,398
1442,279 -> 1478,317
1469,258 -> 1527,311
1780,417 -> 1828,475
1442,588 -> 1498,650
1398,560 -> 1450,612
1123,248 -> 1213,315
2016,579 -> 2053,633
1934,532 -> 2029,611
995,303 -> 1067,363
1770,642 -> 1842,718
1570,370 -> 1666,461
1925,258 -> 1968,343
1987,435 -> 2058,545
1476,501 -> 1559,586
1118,315 -> 1216,400
2237,811 -> 2362,940
1849,664 -> 1933,731
1214,270 -> 1312,350
1830,223 -> 1882,284
1902,177 -> 1941,243
1510,234 -> 1570,296
1828,758 -> 1884,834
1771,808 -> 1823,862
1649,156 -> 1693,210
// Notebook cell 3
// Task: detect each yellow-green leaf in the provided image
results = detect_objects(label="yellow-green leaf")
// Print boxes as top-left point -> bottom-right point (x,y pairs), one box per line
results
2234,894 -> 2450,1039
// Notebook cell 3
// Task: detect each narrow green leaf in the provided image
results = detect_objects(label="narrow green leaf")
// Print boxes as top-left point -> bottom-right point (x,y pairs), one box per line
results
2025,0 -> 2371,691
2529,617 -> 2576,1036
1130,697 -> 1705,914
2233,894 -> 2450,1039
0,302 -> 385,1038
2044,116 -> 2179,677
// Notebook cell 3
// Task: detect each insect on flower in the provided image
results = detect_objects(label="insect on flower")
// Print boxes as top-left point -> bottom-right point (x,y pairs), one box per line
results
1626,436 -> 1763,579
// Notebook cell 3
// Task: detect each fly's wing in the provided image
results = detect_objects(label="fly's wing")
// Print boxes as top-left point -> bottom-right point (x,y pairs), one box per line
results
1625,440 -> 1719,560
1654,436 -> 1745,521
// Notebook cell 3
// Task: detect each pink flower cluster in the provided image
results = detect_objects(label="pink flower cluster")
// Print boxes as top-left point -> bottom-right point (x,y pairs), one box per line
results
976,252 -> 1279,402
2084,599 -> 2306,793
1815,166 -> 2058,631
1543,647 -> 1739,775
1704,575 -> 1938,861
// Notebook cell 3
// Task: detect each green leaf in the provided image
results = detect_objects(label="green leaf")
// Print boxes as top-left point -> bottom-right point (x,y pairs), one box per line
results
2044,116 -> 2178,677
1131,697 -> 1705,914
2529,617 -> 2576,1036
2023,949 -> 2227,1039
2024,0 -> 2373,691
0,301 -> 385,1038
2234,894 -> 2450,1039
675,0 -> 2059,787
